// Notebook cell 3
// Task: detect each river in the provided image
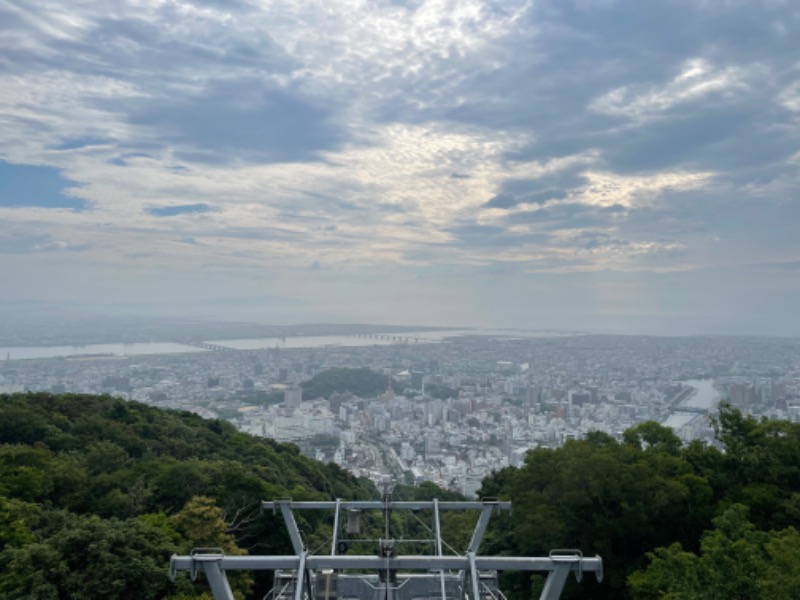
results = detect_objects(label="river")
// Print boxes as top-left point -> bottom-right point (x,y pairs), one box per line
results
0,342 -> 208,361
679,379 -> 720,410
661,379 -> 720,429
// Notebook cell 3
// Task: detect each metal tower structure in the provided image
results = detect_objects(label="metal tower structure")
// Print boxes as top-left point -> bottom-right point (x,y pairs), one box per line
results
169,492 -> 602,600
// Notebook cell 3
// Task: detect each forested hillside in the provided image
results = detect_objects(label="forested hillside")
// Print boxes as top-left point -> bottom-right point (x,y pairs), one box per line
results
0,392 -> 374,599
3,392 -> 800,600
478,407 -> 800,599
300,367 -> 390,400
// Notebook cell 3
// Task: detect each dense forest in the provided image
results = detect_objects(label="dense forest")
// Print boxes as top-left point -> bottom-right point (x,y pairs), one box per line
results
300,367 -> 391,400
2,392 -> 800,599
478,409 -> 800,599
0,392 -> 374,599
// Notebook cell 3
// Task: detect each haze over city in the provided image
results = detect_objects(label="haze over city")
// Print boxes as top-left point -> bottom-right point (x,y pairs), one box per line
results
1,0 -> 799,335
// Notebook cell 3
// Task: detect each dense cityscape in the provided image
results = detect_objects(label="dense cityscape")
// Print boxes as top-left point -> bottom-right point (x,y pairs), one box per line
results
2,321 -> 798,497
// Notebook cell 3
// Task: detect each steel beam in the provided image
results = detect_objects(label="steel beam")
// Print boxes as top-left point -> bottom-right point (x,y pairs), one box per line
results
468,552 -> 480,600
331,499 -> 341,556
262,501 -> 512,512
272,500 -> 306,555
467,504 -> 497,554
171,553 -> 603,574
203,561 -> 235,600
539,565 -> 571,600
432,499 -> 447,600
294,551 -> 307,600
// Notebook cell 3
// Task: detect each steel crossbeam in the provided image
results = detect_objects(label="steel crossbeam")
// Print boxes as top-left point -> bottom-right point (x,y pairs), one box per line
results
262,500 -> 512,511
169,498 -> 601,600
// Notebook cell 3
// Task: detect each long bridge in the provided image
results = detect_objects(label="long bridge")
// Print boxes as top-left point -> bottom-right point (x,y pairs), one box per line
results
181,340 -> 235,352
352,333 -> 441,344
672,406 -> 709,415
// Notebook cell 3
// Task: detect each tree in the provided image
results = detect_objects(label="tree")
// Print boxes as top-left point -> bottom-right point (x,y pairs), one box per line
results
478,429 -> 715,600
708,404 -> 800,530
0,392 -> 374,600
623,422 -> 682,455
0,496 -> 39,552
0,445 -> 53,502
629,504 -> 800,600
171,496 -> 253,600
0,510 -> 194,600
300,368 -> 390,400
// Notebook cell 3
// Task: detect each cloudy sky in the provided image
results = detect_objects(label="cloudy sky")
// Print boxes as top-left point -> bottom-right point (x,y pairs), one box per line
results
1,0 -> 799,335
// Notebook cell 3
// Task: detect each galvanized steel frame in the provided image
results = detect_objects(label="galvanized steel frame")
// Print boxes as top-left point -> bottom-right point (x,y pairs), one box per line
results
169,498 -> 602,600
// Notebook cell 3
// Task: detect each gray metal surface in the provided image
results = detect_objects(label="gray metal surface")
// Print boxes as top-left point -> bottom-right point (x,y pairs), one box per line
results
171,554 -> 604,572
262,500 -> 512,511
169,497 -> 602,600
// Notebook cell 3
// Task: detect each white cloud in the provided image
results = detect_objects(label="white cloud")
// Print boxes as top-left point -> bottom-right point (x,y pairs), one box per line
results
1,0 -> 799,330
778,79 -> 800,112
589,58 -> 752,120
574,169 -> 714,208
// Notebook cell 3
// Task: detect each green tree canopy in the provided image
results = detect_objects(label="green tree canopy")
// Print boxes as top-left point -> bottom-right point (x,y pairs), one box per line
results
623,421 -> 682,455
0,392 -> 376,599
0,510 -> 195,600
301,368 -> 390,399
629,504 -> 800,600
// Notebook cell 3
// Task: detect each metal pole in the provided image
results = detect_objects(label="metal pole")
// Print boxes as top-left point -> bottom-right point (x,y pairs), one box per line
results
468,552 -> 480,600
433,499 -> 447,600
332,499 -> 341,555
294,551 -> 307,600
539,565 -> 571,600
200,560 -> 235,600
275,500 -> 305,555
467,503 -> 497,554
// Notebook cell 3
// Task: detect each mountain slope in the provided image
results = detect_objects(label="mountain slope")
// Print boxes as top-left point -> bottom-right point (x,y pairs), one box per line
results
0,392 -> 374,599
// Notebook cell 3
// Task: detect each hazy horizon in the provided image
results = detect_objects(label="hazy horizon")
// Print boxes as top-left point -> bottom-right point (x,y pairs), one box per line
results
2,1 -> 799,337
0,308 -> 797,340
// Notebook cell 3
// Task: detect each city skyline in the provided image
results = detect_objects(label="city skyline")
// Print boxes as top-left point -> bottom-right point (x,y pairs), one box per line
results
1,1 -> 799,335
2,325 -> 797,495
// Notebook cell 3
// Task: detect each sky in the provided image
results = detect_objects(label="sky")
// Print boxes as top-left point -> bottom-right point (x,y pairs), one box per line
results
1,0 -> 799,335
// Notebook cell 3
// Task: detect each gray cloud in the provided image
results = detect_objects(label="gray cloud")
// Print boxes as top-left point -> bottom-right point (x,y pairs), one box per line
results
484,171 -> 587,209
0,233 -> 91,254
146,204 -> 214,217
128,78 -> 346,164
0,234 -> 52,254
505,203 -> 621,230
443,222 -> 551,251
1,0 -> 800,333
